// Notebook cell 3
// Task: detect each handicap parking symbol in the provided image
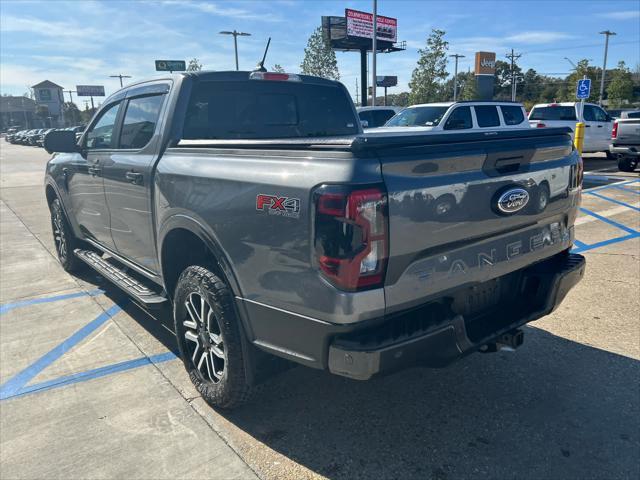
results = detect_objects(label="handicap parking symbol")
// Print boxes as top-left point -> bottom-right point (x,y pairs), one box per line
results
576,78 -> 591,99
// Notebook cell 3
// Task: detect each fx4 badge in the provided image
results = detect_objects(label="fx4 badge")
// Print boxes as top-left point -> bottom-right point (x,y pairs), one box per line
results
256,194 -> 301,218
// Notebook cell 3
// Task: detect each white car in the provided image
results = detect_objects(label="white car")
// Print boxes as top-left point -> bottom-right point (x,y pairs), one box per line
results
528,102 -> 614,157
356,106 -> 403,128
369,101 -> 530,133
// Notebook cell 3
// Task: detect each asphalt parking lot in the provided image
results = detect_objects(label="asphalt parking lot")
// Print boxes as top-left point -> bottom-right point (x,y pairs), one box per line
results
0,141 -> 638,480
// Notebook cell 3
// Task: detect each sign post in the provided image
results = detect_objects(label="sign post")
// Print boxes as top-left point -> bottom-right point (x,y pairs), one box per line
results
574,76 -> 591,155
76,85 -> 105,111
376,76 -> 397,106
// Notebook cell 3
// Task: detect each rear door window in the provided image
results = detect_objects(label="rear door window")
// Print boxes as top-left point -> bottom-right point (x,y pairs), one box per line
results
500,105 -> 525,125
443,106 -> 472,130
373,109 -> 396,127
358,110 -> 375,127
529,106 -> 576,121
183,80 -> 358,139
119,95 -> 165,149
474,105 -> 501,127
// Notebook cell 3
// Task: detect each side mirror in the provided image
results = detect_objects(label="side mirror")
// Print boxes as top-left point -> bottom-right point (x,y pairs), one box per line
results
44,130 -> 79,154
360,120 -> 369,128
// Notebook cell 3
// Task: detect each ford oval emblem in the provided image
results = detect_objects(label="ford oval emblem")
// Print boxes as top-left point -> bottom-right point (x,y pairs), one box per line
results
497,188 -> 529,214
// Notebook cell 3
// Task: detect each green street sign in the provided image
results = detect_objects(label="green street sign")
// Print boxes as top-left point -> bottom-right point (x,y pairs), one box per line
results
155,60 -> 186,72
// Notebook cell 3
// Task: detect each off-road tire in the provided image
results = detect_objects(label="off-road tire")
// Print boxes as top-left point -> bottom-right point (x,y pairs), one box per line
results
618,157 -> 637,172
50,198 -> 84,272
173,266 -> 252,409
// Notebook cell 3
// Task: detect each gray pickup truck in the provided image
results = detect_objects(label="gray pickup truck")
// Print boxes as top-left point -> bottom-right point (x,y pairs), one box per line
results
44,71 -> 585,408
610,111 -> 640,172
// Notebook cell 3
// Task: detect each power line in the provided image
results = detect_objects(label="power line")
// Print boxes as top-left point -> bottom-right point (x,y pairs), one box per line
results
521,40 -> 636,55
506,49 -> 522,101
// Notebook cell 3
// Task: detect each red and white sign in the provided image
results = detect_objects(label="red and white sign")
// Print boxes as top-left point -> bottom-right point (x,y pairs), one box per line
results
345,8 -> 397,43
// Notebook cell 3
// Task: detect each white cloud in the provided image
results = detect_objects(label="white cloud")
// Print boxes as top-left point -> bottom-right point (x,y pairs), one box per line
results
160,0 -> 283,22
600,10 -> 640,20
0,15 -> 99,38
505,31 -> 576,44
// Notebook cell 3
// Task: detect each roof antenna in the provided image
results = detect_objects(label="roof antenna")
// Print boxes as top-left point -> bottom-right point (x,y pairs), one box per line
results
254,37 -> 271,72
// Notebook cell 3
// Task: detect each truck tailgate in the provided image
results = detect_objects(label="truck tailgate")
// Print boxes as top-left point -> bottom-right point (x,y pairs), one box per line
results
361,128 -> 581,313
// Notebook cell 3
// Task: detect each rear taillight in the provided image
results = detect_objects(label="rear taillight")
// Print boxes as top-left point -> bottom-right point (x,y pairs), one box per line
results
313,185 -> 388,291
612,121 -> 618,139
536,123 -> 547,128
249,71 -> 301,82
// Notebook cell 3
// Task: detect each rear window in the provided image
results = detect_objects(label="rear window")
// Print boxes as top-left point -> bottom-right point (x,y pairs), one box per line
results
529,106 -> 576,121
500,105 -> 525,125
385,106 -> 448,127
474,105 -> 500,127
183,80 -> 358,139
627,111 -> 640,119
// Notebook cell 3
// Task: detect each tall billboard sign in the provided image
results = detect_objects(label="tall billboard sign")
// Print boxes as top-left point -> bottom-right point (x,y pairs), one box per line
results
76,85 -> 105,96
345,9 -> 397,43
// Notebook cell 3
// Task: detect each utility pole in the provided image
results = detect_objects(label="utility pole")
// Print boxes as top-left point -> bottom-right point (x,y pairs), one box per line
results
64,90 -> 76,104
109,74 -> 132,88
449,54 -> 465,101
371,0 -> 377,106
506,49 -> 522,101
219,30 -> 251,70
355,78 -> 359,103
598,30 -> 616,106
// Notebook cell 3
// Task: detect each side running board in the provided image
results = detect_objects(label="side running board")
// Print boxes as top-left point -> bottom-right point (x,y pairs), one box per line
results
74,249 -> 168,308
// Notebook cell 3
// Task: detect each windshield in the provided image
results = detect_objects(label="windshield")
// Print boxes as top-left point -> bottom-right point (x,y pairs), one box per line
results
529,106 -> 576,121
385,106 -> 449,127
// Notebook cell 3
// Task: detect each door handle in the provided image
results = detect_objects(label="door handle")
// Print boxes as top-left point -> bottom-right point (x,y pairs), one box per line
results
87,166 -> 101,176
597,125 -> 603,128
125,171 -> 143,185
584,125 -> 591,128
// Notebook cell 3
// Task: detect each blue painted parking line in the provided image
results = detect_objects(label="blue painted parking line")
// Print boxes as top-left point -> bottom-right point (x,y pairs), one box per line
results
0,288 -> 104,315
578,207 -> 639,235
612,185 -> 640,195
572,239 -> 588,249
4,351 -> 176,400
585,191 -> 640,212
572,233 -> 640,254
583,178 -> 639,193
0,304 -> 122,400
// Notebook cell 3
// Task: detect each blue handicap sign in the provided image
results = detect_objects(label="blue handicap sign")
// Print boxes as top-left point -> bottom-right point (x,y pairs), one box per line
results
576,78 -> 591,99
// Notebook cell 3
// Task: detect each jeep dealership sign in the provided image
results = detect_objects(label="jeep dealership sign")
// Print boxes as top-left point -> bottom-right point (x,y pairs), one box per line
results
345,8 -> 397,43
474,52 -> 496,75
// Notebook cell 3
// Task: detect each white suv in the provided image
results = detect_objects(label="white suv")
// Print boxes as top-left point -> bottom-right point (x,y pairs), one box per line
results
528,102 -> 614,156
369,101 -> 530,133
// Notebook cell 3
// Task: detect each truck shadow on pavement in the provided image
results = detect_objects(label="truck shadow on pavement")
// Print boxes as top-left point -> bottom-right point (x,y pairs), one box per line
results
83,274 -> 638,480
221,327 -> 639,480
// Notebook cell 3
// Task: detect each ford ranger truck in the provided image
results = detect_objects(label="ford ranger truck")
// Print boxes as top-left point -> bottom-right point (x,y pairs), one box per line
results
43,71 -> 586,409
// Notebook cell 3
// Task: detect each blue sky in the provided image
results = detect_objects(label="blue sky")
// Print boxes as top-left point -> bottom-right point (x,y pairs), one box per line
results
1,0 -> 638,103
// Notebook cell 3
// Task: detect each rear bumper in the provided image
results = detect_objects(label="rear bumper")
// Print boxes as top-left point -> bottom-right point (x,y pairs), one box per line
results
610,145 -> 640,158
328,252 -> 585,379
240,252 -> 586,379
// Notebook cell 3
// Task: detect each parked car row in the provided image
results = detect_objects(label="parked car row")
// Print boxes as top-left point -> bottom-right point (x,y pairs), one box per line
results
360,101 -> 637,171
5,126 -> 85,147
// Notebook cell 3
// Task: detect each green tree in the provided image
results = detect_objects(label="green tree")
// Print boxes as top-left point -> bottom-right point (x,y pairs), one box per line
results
607,61 -> 634,108
520,69 -> 544,103
300,27 -> 339,80
187,58 -> 202,71
458,72 -> 477,100
63,102 -> 81,126
272,64 -> 285,73
409,29 -> 449,104
564,59 -> 601,102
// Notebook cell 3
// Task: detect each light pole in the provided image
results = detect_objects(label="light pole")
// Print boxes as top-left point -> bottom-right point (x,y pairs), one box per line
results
110,74 -> 132,88
219,30 -> 251,71
449,54 -> 465,101
371,0 -> 377,106
598,30 -> 616,106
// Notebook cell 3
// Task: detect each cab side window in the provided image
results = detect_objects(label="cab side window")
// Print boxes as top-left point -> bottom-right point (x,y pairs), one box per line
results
86,102 -> 121,150
474,105 -> 500,127
593,106 -> 609,122
443,106 -> 472,130
583,105 -> 596,122
119,95 -> 165,149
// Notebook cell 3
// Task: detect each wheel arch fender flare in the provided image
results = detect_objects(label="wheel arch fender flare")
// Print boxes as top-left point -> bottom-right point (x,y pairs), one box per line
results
157,214 -> 244,299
